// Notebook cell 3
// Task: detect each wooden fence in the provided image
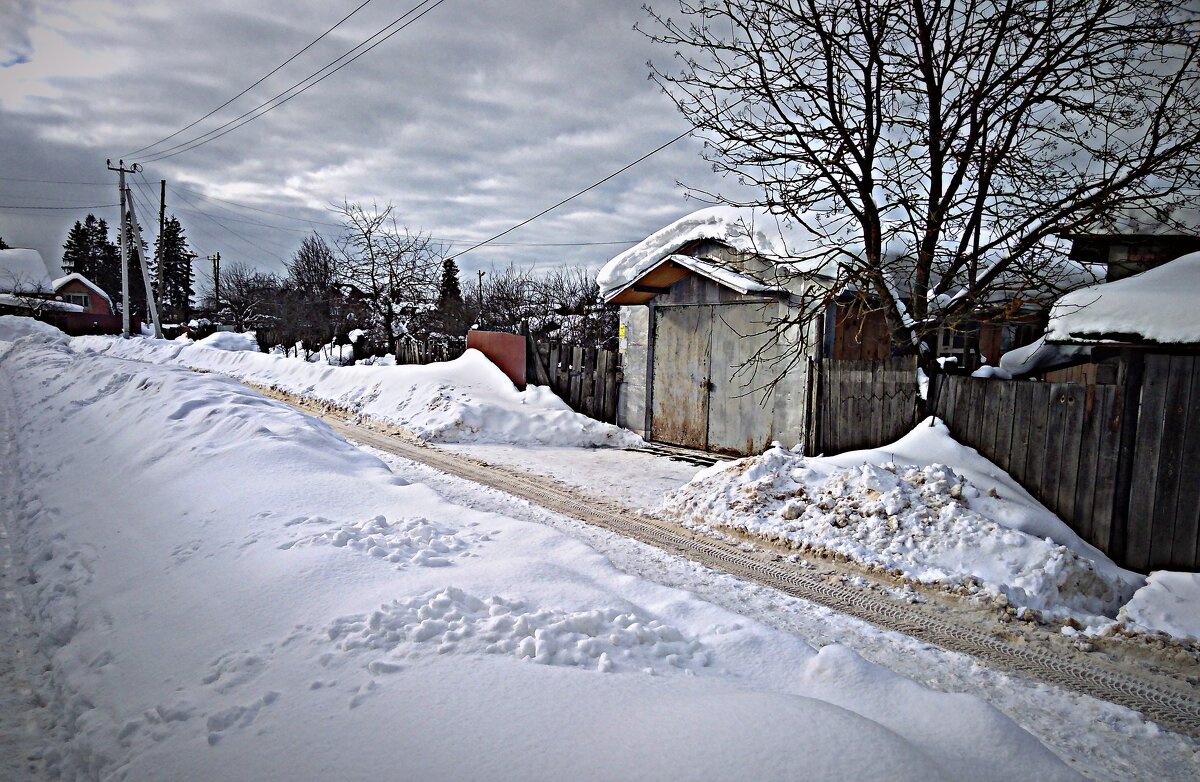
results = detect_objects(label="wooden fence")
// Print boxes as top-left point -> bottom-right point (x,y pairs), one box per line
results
393,337 -> 465,366
932,351 -> 1200,572
528,339 -> 620,424
809,356 -> 922,455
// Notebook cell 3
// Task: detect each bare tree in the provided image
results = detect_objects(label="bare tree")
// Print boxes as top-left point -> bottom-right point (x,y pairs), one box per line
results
201,261 -> 280,333
333,202 -> 444,354
0,271 -> 58,318
644,0 -> 1200,364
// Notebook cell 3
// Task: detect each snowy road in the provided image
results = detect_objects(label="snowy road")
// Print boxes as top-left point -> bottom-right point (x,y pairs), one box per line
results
305,417 -> 1200,781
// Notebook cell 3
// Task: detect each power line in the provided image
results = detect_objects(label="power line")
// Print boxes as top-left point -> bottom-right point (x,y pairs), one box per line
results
0,176 -> 111,186
125,0 -> 378,158
135,0 -> 448,164
169,183 -> 289,257
0,203 -> 119,210
168,184 -> 641,247
451,125 -> 696,259
170,184 -> 341,228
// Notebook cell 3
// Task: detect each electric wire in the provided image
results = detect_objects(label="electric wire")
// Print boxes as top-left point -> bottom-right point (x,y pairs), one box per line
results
134,0 -> 448,164
125,0 -> 378,158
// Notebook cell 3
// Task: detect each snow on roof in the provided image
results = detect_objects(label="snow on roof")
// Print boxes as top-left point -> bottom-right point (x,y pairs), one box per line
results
597,206 -> 831,299
0,293 -> 84,312
52,273 -> 114,308
0,249 -> 54,293
1046,250 -> 1200,345
604,252 -> 786,304
998,336 -> 1091,377
1066,204 -> 1200,237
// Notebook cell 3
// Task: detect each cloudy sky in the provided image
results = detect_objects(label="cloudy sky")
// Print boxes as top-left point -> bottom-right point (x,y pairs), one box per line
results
0,0 -> 741,291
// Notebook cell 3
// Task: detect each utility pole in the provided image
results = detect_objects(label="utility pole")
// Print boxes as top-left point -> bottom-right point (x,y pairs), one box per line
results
106,159 -> 135,337
124,188 -> 163,339
208,253 -> 221,316
476,268 -> 485,329
157,179 -> 166,320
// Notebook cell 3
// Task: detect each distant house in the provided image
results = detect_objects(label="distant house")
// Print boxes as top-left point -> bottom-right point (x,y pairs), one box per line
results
52,273 -> 115,316
0,248 -> 122,334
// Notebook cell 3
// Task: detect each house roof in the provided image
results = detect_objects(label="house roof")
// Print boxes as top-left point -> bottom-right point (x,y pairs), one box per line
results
605,254 -> 787,305
0,249 -> 54,294
0,293 -> 84,312
1046,250 -> 1200,346
52,273 -> 114,309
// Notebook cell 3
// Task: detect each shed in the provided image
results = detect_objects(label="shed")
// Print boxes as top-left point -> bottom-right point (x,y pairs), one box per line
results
600,208 -> 830,455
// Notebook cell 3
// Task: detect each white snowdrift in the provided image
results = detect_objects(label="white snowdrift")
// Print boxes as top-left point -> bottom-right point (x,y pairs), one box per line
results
663,419 -> 1143,620
1047,250 -> 1200,344
196,330 -> 259,351
73,333 -> 639,448
0,320 -> 1081,781
1119,572 -> 1200,642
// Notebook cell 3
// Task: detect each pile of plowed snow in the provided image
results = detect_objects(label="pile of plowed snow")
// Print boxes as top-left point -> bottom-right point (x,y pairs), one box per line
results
663,419 -> 1142,620
73,333 -> 638,447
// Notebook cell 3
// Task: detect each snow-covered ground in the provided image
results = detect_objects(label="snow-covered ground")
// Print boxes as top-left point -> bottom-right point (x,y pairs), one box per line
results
66,326 -> 1200,641
2,319 -> 1200,782
0,317 -> 1098,780
73,333 -> 637,448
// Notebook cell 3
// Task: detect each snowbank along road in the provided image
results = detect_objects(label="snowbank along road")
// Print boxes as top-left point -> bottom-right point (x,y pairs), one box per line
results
299,405 -> 1200,739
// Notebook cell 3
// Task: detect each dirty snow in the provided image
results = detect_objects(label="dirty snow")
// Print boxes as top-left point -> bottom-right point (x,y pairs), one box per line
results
1047,250 -> 1200,344
0,317 -> 1084,781
662,419 -> 1143,621
73,333 -> 638,448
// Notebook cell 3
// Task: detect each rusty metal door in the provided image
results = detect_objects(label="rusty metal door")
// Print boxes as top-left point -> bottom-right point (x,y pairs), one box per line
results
705,304 -> 773,455
651,305 -> 711,449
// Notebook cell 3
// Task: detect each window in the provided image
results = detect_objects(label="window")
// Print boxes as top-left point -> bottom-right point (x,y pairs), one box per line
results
64,293 -> 90,309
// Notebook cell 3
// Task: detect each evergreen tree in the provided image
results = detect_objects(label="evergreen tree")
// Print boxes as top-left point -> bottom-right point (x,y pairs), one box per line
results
434,258 -> 468,336
0,236 -> 10,250
154,216 -> 196,323
61,214 -> 121,299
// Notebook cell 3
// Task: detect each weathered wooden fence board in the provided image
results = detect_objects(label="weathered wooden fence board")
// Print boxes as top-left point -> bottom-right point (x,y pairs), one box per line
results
528,339 -> 621,424
933,354 -> 1200,572
813,357 -> 921,455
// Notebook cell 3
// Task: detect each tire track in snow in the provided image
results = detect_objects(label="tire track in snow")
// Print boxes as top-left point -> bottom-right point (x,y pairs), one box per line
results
309,414 -> 1200,739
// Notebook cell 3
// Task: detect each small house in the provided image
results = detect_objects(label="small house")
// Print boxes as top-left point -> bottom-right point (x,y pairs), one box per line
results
52,273 -> 115,316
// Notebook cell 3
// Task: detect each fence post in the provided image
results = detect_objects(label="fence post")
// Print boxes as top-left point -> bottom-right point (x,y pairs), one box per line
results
1109,349 -> 1144,563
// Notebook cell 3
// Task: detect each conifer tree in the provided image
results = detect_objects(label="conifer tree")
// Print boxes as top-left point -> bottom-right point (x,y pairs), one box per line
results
61,214 -> 121,299
0,236 -> 10,250
154,216 -> 196,323
435,258 -> 468,336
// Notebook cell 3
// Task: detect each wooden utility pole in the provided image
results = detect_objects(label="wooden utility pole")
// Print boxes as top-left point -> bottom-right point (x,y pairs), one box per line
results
106,159 -> 135,337
157,179 -> 166,318
208,253 -> 221,314
476,269 -> 485,327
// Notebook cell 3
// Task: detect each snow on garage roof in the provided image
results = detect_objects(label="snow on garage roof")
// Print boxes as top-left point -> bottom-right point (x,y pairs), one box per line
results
1046,250 -> 1200,345
597,207 -> 833,299
0,249 -> 54,293
604,253 -> 787,305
